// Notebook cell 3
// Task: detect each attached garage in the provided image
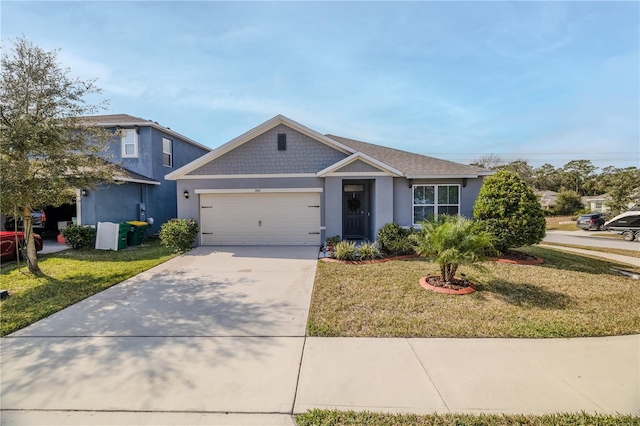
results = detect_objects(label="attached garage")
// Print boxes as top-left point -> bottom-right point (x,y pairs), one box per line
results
197,190 -> 321,245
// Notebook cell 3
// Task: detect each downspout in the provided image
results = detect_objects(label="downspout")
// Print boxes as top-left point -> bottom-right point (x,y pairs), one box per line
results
75,189 -> 82,225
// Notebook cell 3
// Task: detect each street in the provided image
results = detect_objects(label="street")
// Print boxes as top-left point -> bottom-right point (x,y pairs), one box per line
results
543,230 -> 640,250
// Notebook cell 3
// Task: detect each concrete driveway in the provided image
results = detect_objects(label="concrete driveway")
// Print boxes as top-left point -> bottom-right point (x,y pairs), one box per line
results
1,246 -> 318,419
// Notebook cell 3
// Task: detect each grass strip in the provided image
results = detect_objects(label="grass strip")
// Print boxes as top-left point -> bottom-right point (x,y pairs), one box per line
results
0,240 -> 176,336
295,409 -> 640,426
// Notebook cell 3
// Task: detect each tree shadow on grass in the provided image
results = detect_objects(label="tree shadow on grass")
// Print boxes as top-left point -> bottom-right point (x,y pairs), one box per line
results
475,279 -> 574,310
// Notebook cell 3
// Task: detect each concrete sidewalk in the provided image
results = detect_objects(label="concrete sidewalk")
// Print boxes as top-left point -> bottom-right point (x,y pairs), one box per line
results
295,336 -> 639,416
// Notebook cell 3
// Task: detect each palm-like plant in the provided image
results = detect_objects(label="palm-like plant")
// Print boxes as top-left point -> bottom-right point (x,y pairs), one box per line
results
412,215 -> 492,283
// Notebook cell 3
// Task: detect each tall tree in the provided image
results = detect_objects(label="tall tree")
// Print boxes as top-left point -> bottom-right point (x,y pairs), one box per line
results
0,37 -> 118,272
470,153 -> 504,170
496,160 -> 534,186
561,160 -> 596,195
600,167 -> 640,214
532,163 -> 560,191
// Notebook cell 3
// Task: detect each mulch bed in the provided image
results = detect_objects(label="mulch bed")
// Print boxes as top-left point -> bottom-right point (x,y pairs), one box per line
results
320,253 -> 419,264
419,275 -> 477,295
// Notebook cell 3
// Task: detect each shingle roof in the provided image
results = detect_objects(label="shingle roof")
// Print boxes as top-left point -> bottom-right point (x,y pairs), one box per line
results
80,114 -> 153,125
115,165 -> 160,185
326,134 -> 489,177
78,114 -> 211,152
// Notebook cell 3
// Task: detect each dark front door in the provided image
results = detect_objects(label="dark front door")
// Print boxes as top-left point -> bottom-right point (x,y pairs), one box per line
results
343,184 -> 367,239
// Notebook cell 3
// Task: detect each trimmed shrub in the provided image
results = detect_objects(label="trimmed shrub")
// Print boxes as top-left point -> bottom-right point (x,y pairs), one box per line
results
376,223 -> 415,255
61,225 -> 95,249
159,218 -> 199,253
473,170 -> 546,253
357,242 -> 381,260
334,240 -> 357,261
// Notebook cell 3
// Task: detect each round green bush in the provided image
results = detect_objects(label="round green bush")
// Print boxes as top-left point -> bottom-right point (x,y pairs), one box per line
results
473,170 -> 546,253
61,225 -> 96,249
159,218 -> 199,253
376,222 -> 415,255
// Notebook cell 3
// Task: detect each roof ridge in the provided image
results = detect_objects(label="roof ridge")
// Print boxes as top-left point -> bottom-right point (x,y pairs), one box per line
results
326,133 -> 486,172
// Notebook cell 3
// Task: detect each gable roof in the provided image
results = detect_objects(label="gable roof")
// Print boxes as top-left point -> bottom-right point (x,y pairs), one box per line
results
166,114 -> 493,180
166,115 -> 355,180
80,114 -> 211,153
317,152 -> 403,177
326,135 -> 492,178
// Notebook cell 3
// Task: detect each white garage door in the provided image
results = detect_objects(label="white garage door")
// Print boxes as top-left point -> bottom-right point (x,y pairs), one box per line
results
200,192 -> 321,245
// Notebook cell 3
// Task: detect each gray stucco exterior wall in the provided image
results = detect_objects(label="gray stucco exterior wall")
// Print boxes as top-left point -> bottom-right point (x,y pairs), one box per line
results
323,177 -> 343,241
177,177 -> 326,245
393,177 -> 486,226
176,174 -> 485,245
373,176 -> 394,236
186,124 -> 348,175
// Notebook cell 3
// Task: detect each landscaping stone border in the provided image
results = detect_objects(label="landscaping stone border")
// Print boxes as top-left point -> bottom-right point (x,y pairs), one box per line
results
419,275 -> 477,295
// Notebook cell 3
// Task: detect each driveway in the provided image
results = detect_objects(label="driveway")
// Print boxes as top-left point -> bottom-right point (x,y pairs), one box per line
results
1,246 -> 318,417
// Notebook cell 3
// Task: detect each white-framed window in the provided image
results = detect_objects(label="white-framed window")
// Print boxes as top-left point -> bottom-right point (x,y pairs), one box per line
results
412,184 -> 460,224
121,129 -> 138,158
163,137 -> 173,167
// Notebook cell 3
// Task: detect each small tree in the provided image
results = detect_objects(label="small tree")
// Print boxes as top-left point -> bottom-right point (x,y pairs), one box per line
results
554,190 -> 584,215
0,37 -> 118,272
473,170 -> 546,254
412,215 -> 491,283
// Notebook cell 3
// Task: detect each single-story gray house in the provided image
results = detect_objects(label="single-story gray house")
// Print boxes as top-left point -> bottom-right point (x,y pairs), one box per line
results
166,115 -> 492,246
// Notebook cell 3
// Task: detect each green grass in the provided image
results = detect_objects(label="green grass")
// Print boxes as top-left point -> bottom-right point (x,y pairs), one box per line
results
541,242 -> 640,259
0,240 -> 176,336
295,410 -> 640,426
308,247 -> 640,338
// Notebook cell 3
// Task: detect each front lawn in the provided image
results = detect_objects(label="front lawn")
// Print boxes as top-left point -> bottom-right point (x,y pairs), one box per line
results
307,247 -> 640,338
295,410 -> 639,426
0,240 -> 176,336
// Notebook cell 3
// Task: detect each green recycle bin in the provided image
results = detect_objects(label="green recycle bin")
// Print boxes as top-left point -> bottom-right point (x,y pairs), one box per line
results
117,222 -> 129,250
127,221 -> 148,246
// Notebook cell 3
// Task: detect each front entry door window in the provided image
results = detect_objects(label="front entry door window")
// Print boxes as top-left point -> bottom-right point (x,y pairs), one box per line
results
344,184 -> 366,239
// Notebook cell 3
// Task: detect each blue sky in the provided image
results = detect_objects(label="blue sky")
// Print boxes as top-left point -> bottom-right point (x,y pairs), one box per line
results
3,1 -> 639,169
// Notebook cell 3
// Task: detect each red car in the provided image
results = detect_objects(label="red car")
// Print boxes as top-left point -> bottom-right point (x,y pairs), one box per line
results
0,231 -> 43,261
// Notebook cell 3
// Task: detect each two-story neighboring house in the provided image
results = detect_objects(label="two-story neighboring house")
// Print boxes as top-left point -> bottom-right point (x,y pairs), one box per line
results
44,114 -> 210,236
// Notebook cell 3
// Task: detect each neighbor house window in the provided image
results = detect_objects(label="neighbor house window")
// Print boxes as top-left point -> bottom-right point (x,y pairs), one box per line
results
413,184 -> 460,224
163,137 -> 173,167
121,129 -> 138,158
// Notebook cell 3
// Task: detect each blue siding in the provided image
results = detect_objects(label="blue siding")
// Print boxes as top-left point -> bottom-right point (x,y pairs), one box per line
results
85,125 -> 209,234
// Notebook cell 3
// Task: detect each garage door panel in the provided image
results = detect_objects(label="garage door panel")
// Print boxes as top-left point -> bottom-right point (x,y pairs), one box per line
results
200,193 -> 321,246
